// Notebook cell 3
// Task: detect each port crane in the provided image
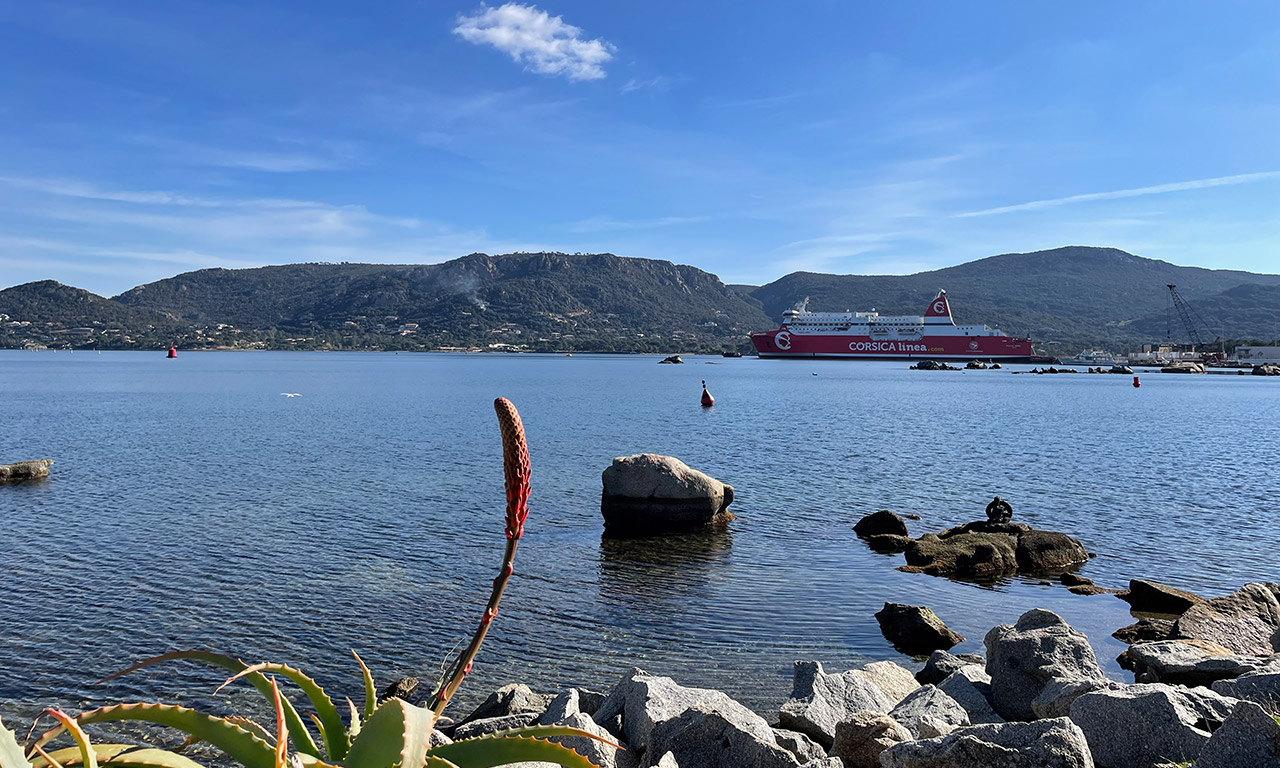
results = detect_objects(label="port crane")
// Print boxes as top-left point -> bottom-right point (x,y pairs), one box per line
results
1166,284 -> 1225,362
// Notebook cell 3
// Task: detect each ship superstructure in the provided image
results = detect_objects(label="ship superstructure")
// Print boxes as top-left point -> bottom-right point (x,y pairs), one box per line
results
750,290 -> 1033,360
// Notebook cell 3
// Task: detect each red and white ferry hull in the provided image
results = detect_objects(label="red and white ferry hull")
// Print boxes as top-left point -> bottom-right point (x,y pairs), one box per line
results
750,331 -> 1033,360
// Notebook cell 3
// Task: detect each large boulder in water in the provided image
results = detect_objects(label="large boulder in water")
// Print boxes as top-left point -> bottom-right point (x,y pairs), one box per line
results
874,603 -> 964,656
854,509 -> 908,538
1117,579 -> 1205,616
0,459 -> 53,484
601,454 -> 734,536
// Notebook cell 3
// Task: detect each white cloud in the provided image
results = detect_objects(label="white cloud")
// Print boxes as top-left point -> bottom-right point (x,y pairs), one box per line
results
956,170 -> 1280,218
620,76 -> 670,94
454,3 -> 614,81
569,214 -> 708,233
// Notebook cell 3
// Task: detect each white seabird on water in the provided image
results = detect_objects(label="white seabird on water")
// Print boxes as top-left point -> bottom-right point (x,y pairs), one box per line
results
281,393 -> 302,397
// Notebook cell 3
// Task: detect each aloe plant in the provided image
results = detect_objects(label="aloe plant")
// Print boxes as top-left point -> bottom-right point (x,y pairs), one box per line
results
4,399 -> 614,768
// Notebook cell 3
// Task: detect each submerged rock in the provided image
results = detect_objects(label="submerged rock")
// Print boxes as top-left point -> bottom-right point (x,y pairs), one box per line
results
0,459 -> 53,484
600,454 -> 734,536
1116,578 -> 1205,616
874,603 -> 964,656
854,509 -> 909,538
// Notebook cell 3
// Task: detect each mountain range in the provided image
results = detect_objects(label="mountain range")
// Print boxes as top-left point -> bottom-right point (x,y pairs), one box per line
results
2,246 -> 1278,353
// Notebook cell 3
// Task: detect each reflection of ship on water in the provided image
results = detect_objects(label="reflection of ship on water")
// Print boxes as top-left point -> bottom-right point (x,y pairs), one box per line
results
597,529 -> 733,613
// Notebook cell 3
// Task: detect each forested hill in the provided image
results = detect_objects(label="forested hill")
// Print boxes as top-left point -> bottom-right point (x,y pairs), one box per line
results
748,246 -> 1280,346
110,252 -> 773,351
3,247 -> 1278,352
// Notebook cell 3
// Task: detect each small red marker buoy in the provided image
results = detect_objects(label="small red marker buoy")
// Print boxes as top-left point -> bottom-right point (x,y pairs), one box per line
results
166,344 -> 177,359
1132,375 -> 1140,388
700,379 -> 714,407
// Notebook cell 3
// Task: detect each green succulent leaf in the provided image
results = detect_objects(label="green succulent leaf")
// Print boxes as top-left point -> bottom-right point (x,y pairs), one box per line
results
459,725 -> 617,747
344,701 -> 361,741
220,664 -> 347,761
421,759 -> 461,768
31,746 -> 205,768
0,715 -> 33,768
99,651 -> 320,758
350,653 -> 376,722
31,704 -> 274,768
344,699 -> 436,768
42,712 -> 97,768
427,735 -> 602,768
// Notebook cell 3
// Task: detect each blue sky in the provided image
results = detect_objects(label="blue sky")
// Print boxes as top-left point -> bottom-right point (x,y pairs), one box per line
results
2,1 -> 1279,296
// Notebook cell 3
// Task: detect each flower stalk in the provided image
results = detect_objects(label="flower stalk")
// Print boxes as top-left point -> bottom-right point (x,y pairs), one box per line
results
429,397 -> 531,717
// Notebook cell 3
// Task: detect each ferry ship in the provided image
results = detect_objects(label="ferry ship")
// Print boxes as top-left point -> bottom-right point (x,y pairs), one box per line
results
750,290 -> 1034,361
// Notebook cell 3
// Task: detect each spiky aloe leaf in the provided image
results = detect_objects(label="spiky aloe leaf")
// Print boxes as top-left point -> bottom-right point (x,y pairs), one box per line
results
30,747 -> 204,768
344,701 -> 361,741
426,735 -> 601,768
219,664 -> 346,761
30,704 -> 274,768
227,719 -> 273,745
343,699 -> 436,768
42,713 -> 96,768
99,652 -> 320,758
350,653 -> 375,721
0,715 -> 33,768
458,725 -> 617,747
269,679 -> 287,768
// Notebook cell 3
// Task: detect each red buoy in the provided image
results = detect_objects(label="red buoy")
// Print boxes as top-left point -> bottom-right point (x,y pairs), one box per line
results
1132,375 -> 1140,388
166,344 -> 177,359
700,379 -> 714,407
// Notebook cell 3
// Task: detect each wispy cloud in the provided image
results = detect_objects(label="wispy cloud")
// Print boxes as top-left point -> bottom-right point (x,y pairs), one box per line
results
956,171 -> 1280,218
569,214 -> 708,233
454,3 -> 614,81
620,76 -> 671,94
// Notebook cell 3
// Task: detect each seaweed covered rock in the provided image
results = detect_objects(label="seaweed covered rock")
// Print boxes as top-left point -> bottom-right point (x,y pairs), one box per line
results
874,603 -> 964,656
0,459 -> 53,484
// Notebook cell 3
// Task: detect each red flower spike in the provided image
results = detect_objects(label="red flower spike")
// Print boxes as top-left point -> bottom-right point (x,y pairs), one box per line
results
494,397 -> 531,539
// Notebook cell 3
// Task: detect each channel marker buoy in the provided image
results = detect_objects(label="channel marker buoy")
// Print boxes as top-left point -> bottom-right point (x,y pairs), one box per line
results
166,344 -> 177,359
1132,375 -> 1140,388
701,380 -> 714,407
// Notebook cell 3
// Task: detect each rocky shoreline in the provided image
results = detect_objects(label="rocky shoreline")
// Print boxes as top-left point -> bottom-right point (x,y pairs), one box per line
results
434,583 -> 1280,767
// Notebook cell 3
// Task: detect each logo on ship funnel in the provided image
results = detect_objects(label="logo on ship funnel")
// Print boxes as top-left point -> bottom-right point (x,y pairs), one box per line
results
775,331 -> 792,350
933,300 -> 946,314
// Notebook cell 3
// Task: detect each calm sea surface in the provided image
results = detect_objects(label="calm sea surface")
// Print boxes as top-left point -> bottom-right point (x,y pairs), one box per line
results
2,350 -> 1278,728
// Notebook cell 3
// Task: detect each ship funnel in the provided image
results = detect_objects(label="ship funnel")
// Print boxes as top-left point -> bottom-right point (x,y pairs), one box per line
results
924,290 -> 954,325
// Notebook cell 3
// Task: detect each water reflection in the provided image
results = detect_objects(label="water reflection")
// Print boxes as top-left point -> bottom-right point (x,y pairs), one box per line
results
597,528 -> 733,614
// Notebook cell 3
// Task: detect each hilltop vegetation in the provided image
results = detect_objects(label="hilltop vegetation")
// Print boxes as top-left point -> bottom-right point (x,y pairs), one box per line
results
2,247 -> 1277,353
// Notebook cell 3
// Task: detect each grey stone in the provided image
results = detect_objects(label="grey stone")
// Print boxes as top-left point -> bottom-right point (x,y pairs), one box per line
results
545,711 -> 634,768
777,661 -> 895,748
451,712 -> 539,740
1212,668 -> 1280,706
593,668 -> 773,753
889,685 -> 970,739
654,755 -> 678,768
541,689 -> 586,723
829,711 -> 911,768
1014,530 -> 1089,573
644,707 -> 799,768
796,760 -> 842,768
771,728 -> 826,764
859,660 -> 920,704
916,651 -> 985,685
879,717 -> 1094,768
428,730 -> 452,748
1117,579 -> 1205,616
1174,582 -> 1280,655
854,509 -> 909,538
601,455 -> 734,535
937,666 -> 1002,724
1068,683 -> 1239,768
984,609 -> 1105,721
1111,618 -> 1175,645
1197,700 -> 1280,768
461,682 -> 550,724
0,459 -> 52,484
1124,640 -> 1270,686
875,604 -> 965,656
1030,677 -> 1122,719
